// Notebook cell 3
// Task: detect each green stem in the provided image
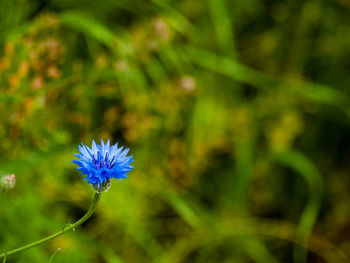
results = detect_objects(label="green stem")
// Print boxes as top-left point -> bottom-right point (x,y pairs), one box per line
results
0,192 -> 101,259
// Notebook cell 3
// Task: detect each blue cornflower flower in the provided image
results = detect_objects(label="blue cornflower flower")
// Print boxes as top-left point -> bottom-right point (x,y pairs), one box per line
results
73,139 -> 134,191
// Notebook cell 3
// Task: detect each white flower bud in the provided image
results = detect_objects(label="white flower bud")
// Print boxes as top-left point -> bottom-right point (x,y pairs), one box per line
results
1,174 -> 16,190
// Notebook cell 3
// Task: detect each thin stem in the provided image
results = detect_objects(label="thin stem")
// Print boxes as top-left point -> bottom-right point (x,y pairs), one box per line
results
0,192 -> 101,259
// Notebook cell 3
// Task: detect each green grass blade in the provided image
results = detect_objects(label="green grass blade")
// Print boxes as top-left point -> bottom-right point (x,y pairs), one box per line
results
273,150 -> 323,263
49,248 -> 61,263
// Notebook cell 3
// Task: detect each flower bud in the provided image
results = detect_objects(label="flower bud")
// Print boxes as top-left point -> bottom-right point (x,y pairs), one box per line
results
1,174 -> 16,190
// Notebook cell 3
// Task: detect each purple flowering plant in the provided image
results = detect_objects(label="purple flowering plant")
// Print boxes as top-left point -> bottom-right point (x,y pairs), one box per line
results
73,139 -> 134,192
0,139 -> 133,260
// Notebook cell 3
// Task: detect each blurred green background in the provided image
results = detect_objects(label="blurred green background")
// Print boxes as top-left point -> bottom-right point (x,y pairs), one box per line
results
0,0 -> 350,262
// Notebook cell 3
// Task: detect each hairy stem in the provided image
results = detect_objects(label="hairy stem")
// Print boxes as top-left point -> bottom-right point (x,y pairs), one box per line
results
0,192 -> 101,259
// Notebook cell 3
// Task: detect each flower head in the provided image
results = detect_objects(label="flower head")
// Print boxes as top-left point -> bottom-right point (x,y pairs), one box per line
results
1,174 -> 16,190
73,139 -> 134,191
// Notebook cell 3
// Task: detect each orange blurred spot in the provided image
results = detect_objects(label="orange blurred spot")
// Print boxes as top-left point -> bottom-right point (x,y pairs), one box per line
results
4,42 -> 14,55
23,98 -> 34,114
32,75 -> 44,90
9,75 -> 20,90
47,66 -> 61,79
18,61 -> 30,77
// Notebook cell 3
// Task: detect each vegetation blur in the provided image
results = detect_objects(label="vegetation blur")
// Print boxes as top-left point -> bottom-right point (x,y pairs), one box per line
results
0,0 -> 349,262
